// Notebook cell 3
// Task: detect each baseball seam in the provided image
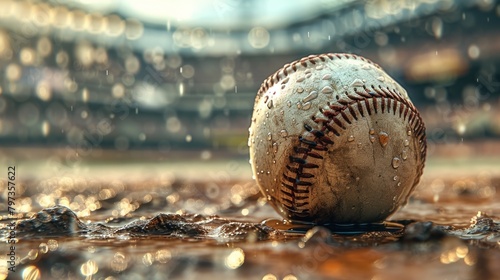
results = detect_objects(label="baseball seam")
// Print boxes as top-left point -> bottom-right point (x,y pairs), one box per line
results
256,53 -> 382,105
279,86 -> 427,220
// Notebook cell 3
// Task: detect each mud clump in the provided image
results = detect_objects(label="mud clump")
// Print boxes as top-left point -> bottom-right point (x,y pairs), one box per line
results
16,206 -> 87,236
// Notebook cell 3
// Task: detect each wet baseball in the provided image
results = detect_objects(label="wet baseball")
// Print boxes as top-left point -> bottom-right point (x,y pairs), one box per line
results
249,53 -> 426,224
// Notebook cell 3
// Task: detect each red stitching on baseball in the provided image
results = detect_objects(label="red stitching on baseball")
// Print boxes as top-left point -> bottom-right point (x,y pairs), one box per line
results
279,87 -> 426,221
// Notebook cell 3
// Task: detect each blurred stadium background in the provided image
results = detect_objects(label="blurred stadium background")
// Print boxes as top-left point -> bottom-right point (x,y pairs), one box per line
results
0,0 -> 499,160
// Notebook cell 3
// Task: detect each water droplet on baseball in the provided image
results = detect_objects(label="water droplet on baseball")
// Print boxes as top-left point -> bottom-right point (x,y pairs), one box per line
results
267,195 -> 272,201
280,129 -> 288,137
404,139 -> 409,146
369,136 -> 375,143
369,128 -> 375,135
267,99 -> 273,109
402,149 -> 408,160
267,132 -> 272,141
297,76 -> 305,82
273,142 -> 278,153
280,110 -> 284,115
377,76 -> 385,82
322,74 -> 332,80
302,102 -> 312,110
296,102 -> 302,109
347,135 -> 355,142
350,79 -> 364,87
397,182 -> 402,187
321,86 -> 333,94
407,129 -> 412,136
302,91 -> 318,103
287,100 -> 292,107
393,175 -> 399,181
361,63 -> 370,70
292,118 -> 296,124
357,142 -> 362,148
305,73 -> 312,79
392,157 -> 401,169
378,131 -> 389,147
282,77 -> 290,84
265,112 -> 269,118
297,87 -> 304,93
316,65 -> 324,70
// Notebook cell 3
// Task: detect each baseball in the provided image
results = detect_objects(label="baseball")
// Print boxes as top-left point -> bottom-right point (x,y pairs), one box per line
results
248,53 -> 426,224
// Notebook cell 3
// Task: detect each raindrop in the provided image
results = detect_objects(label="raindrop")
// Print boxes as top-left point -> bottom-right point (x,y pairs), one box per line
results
82,88 -> 89,102
267,132 -> 272,141
369,136 -> 376,143
404,139 -> 409,146
347,135 -> 355,142
369,128 -> 375,135
397,182 -> 402,187
392,157 -> 401,169
393,175 -> 399,181
377,76 -> 385,82
407,129 -> 412,136
321,86 -> 333,94
301,102 -> 312,110
273,142 -> 278,153
322,74 -> 332,80
378,131 -> 389,147
296,102 -> 302,109
267,99 -> 273,109
350,79 -> 364,87
302,91 -> 318,103
280,129 -> 288,137
296,76 -> 305,82
41,121 -> 50,137
296,87 -> 304,93
287,100 -> 292,107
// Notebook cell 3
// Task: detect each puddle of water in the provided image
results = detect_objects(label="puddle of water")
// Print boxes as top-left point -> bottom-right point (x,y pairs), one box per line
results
1,156 -> 500,280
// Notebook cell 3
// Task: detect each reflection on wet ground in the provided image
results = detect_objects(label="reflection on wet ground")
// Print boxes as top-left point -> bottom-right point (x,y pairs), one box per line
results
1,155 -> 500,280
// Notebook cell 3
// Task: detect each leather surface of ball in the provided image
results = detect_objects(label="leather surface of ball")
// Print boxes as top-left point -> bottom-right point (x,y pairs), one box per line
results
248,53 -> 426,224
